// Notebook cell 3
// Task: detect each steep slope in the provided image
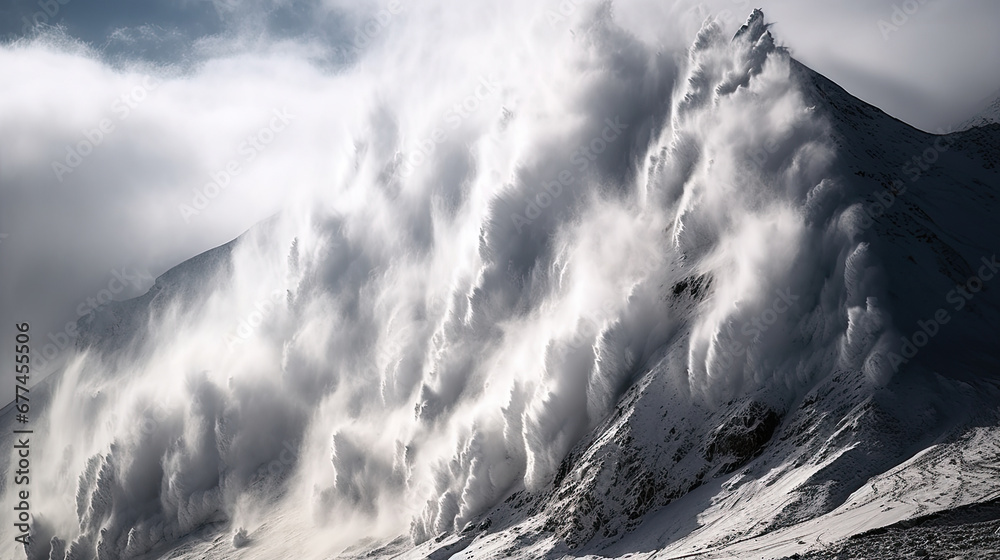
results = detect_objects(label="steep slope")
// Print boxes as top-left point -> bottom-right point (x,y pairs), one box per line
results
433,14 -> 1000,558
954,89 -> 1000,131
2,9 -> 999,560
364,12 -> 1000,559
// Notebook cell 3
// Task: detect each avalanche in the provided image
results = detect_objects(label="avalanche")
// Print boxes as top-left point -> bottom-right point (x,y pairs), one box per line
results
2,5 -> 999,560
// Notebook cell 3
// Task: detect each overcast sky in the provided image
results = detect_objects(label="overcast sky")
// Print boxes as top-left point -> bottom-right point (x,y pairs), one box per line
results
0,0 -> 997,403
3,0 -> 995,128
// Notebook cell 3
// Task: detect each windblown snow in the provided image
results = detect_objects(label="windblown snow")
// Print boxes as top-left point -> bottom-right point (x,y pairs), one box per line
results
2,5 -> 999,560
955,88 -> 1000,131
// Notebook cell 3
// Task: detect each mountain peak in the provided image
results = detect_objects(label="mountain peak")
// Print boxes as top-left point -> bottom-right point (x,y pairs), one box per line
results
734,8 -> 768,42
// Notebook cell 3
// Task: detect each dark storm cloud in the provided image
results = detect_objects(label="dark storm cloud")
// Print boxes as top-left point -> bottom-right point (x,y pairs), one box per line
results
1,0 -> 222,54
1,0 -> 357,66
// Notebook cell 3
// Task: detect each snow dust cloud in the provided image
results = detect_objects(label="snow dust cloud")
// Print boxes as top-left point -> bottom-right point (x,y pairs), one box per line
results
0,2 -> 897,558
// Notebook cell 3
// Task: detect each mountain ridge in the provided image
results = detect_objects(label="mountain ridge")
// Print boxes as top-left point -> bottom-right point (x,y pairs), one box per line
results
3,9 -> 999,560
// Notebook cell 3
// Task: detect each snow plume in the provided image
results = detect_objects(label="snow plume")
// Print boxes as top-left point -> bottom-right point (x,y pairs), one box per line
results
669,10 -> 896,403
6,5 -> 896,559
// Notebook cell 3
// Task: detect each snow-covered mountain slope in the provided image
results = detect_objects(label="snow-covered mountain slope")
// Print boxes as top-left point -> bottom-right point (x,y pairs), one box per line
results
954,89 -> 1000,131
3,9 -> 999,560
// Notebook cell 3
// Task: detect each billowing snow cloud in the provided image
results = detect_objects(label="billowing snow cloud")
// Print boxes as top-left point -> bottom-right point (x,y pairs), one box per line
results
1,4 -> 903,559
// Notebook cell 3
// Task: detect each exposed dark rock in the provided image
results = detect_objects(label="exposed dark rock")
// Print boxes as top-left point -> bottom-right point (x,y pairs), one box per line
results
704,401 -> 782,474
